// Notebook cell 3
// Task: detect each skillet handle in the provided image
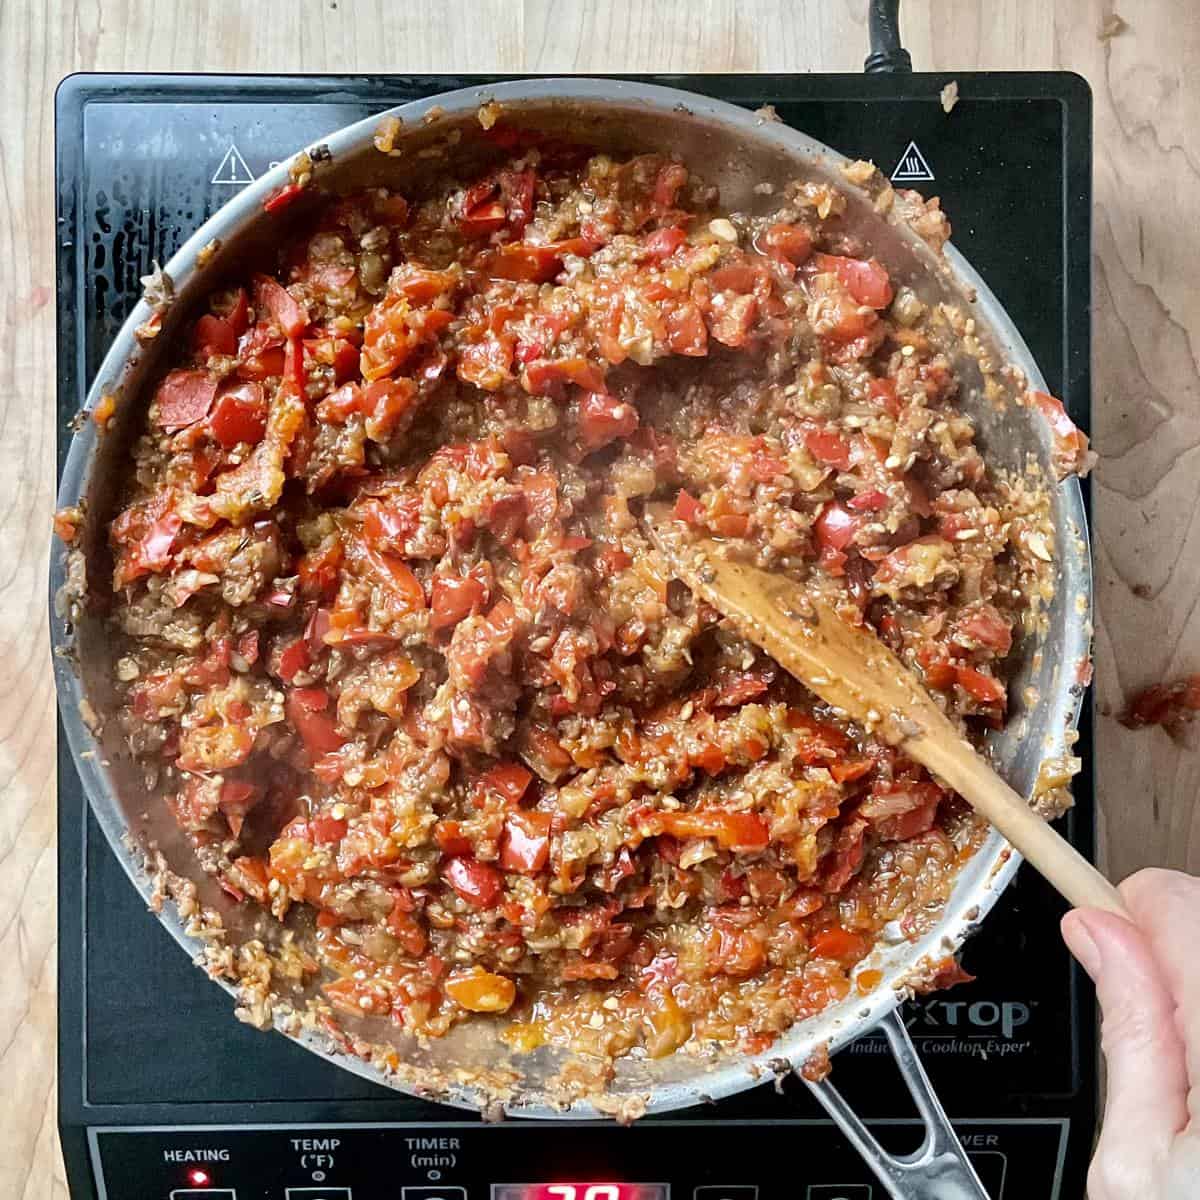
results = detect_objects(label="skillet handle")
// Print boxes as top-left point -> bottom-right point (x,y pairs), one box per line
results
799,1009 -> 992,1199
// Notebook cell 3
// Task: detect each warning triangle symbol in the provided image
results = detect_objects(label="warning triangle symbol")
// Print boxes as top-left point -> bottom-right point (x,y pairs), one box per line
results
211,143 -> 256,186
890,140 -> 935,183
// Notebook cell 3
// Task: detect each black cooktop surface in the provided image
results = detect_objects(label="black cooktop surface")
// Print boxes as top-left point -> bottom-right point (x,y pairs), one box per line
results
56,72 -> 1094,1200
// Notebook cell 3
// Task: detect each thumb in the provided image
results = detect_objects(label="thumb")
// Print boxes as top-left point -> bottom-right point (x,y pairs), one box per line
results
1061,909 -> 1189,1167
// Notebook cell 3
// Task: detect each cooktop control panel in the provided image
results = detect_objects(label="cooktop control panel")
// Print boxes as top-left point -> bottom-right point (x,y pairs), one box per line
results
89,1120 -> 1069,1199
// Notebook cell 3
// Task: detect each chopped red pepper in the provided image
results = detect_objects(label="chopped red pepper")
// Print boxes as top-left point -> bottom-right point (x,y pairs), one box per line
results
500,811 -> 552,873
442,856 -> 504,908
263,182 -> 306,214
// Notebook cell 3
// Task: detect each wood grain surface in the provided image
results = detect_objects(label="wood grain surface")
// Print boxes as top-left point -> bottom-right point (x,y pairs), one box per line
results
2,1 -> 1196,1194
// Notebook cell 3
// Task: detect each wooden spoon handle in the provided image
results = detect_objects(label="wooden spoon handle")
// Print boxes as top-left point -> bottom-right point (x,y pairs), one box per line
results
643,503 -> 1129,919
912,733 -> 1129,916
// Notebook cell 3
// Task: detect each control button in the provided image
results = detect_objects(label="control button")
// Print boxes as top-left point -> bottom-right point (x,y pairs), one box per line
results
402,1189 -> 467,1200
695,1188 -> 758,1200
805,1187 -> 873,1200
169,1191 -> 237,1199
286,1189 -> 352,1200
967,1151 -> 1008,1198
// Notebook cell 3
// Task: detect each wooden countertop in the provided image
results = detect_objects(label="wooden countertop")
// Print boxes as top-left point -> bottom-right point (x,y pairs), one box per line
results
4,2 -> 1197,1194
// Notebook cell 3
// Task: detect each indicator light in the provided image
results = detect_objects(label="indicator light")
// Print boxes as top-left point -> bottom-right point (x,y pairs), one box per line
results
188,1169 -> 211,1186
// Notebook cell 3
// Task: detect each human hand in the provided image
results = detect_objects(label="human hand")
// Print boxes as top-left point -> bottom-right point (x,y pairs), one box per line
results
1060,868 -> 1200,1200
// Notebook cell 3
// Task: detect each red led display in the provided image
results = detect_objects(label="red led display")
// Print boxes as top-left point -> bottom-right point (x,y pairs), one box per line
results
505,1185 -> 666,1200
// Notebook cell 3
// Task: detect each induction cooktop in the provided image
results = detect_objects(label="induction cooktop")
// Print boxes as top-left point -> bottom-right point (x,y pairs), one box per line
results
55,70 -> 1094,1200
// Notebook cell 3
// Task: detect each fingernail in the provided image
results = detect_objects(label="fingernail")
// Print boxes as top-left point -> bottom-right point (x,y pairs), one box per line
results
1062,913 -> 1101,979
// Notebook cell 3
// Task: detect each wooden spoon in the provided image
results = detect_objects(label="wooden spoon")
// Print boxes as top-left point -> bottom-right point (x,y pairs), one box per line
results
644,502 -> 1127,917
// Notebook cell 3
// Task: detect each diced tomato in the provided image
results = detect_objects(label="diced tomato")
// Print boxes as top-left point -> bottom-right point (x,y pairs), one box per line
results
1030,390 -> 1090,478
253,273 -> 309,337
304,332 -> 360,382
922,658 -> 958,691
760,222 -> 814,267
813,253 -> 894,309
445,969 -> 516,1012
822,818 -> 868,892
176,723 -> 255,774
705,919 -> 766,977
596,545 -> 633,577
209,382 -> 268,447
787,711 -> 850,762
868,377 -> 901,417
810,926 -> 870,963
362,541 -> 426,612
285,688 -> 346,756
578,392 -> 639,451
476,761 -> 533,806
310,813 -> 348,844
390,264 -> 459,305
498,167 -> 536,234
363,377 -> 418,440
441,856 -> 504,908
361,494 -> 422,549
297,540 -> 343,599
689,741 -> 726,775
847,489 -> 889,512
434,820 -> 473,856
290,686 -> 330,711
500,810 -> 552,873
236,346 -> 287,381
861,778 -> 942,831
193,314 -> 238,358
954,605 -> 1013,655
561,959 -> 620,982
360,298 -> 452,382
813,501 -> 861,553
155,369 -> 218,430
707,292 -> 758,348
955,666 -> 1007,704
806,429 -> 852,470
521,356 -> 605,397
283,335 -> 305,390
457,331 -> 514,391
226,855 -> 270,902
459,199 -> 507,239
674,489 -> 704,525
482,238 -> 596,283
140,511 -> 183,573
830,757 -> 873,784
653,162 -> 689,208
644,226 -> 687,260
431,574 -> 487,631
711,669 -> 772,707
278,638 -> 311,683
665,301 -> 708,356
222,287 -> 251,335
653,810 -> 770,851
520,471 -> 559,531
215,780 -> 259,837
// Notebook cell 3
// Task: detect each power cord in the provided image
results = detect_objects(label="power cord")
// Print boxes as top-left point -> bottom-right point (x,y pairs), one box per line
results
864,0 -> 913,73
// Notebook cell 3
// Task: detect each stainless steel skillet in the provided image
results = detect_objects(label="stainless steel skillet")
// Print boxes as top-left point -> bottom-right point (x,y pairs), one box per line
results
50,78 -> 1092,1200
